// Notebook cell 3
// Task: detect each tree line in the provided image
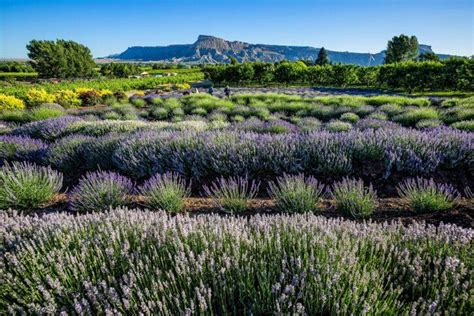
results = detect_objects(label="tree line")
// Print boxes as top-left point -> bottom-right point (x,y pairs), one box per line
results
203,58 -> 473,91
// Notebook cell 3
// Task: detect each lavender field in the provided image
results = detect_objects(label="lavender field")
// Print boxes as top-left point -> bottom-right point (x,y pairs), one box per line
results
1,92 -> 473,314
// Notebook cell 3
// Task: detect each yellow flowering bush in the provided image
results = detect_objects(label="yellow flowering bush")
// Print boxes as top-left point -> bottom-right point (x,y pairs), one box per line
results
0,94 -> 25,111
174,83 -> 191,90
25,88 -> 55,107
75,88 -> 102,106
98,89 -> 113,97
54,90 -> 82,108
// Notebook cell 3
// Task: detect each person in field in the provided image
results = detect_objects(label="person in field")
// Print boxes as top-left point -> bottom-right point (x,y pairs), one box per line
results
224,86 -> 231,98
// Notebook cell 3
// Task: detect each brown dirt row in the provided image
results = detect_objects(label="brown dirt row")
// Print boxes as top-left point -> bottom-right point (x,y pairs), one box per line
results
35,196 -> 474,229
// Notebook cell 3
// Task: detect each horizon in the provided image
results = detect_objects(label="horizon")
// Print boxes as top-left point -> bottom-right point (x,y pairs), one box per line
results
1,0 -> 473,59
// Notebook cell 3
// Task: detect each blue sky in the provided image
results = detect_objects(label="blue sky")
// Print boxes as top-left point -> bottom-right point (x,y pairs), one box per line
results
1,0 -> 473,58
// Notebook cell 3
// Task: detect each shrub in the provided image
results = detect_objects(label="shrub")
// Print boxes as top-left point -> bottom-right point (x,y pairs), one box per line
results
252,107 -> 271,120
53,89 -> 82,108
12,115 -> 81,141
26,103 -> 65,121
297,117 -> 321,132
0,93 -> 25,111
25,88 -> 55,107
191,107 -> 207,116
368,112 -> 388,121
268,174 -> 324,213
379,103 -> 403,116
325,120 -> 352,132
114,91 -> 128,103
172,107 -> 185,117
330,178 -> 377,218
394,108 -> 439,126
208,111 -> 227,122
441,107 -> 474,124
204,176 -> 259,214
354,105 -> 375,117
231,115 -> 245,122
162,98 -> 182,110
451,120 -> 474,131
310,105 -> 334,120
0,109 -> 28,123
0,162 -> 62,210
397,178 -> 460,213
415,119 -> 443,129
150,107 -> 169,120
340,112 -> 360,123
77,89 -> 102,106
147,96 -> 163,106
138,172 -> 190,213
111,103 -> 136,115
102,111 -> 121,120
0,135 -> 48,164
47,135 -> 93,173
69,171 -> 134,212
130,98 -> 146,107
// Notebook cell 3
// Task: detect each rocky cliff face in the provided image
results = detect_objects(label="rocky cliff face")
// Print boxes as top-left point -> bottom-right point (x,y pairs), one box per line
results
110,35 -> 450,66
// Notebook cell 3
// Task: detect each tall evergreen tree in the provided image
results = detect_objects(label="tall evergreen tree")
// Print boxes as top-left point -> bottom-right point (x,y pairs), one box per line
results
384,35 -> 419,64
315,47 -> 330,66
27,40 -> 96,78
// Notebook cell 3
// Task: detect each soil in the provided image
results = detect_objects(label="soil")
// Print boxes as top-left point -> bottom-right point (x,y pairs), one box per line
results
34,196 -> 474,229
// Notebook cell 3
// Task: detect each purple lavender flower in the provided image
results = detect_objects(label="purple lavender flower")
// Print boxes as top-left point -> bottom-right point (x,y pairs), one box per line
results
69,171 -> 134,212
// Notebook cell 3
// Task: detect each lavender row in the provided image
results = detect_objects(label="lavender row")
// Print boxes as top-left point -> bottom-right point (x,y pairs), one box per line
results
1,126 -> 472,181
1,208 -> 472,314
0,164 -> 467,216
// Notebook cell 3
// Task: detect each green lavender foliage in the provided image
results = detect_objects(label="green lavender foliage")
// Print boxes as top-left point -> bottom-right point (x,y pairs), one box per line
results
0,161 -> 63,210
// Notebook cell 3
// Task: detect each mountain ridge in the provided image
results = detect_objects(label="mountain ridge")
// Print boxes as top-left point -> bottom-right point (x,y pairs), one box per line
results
108,35 -> 452,66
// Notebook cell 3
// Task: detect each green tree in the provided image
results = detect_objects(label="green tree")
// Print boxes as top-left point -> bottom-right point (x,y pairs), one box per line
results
418,52 -> 440,62
229,56 -> 239,65
384,35 -> 419,64
27,39 -> 96,78
315,47 -> 330,66
100,63 -> 140,78
274,61 -> 307,84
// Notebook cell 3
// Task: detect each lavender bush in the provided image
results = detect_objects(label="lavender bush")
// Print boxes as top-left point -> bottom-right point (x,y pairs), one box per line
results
46,135 -> 94,174
0,161 -> 62,210
0,135 -> 48,163
204,176 -> 259,213
138,172 -> 190,213
330,178 -> 377,218
69,171 -> 134,213
11,116 -> 82,141
397,178 -> 460,213
1,209 -> 472,314
268,174 -> 325,213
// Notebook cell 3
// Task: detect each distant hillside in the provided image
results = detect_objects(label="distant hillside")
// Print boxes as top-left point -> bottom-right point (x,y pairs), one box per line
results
108,35 -> 452,66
